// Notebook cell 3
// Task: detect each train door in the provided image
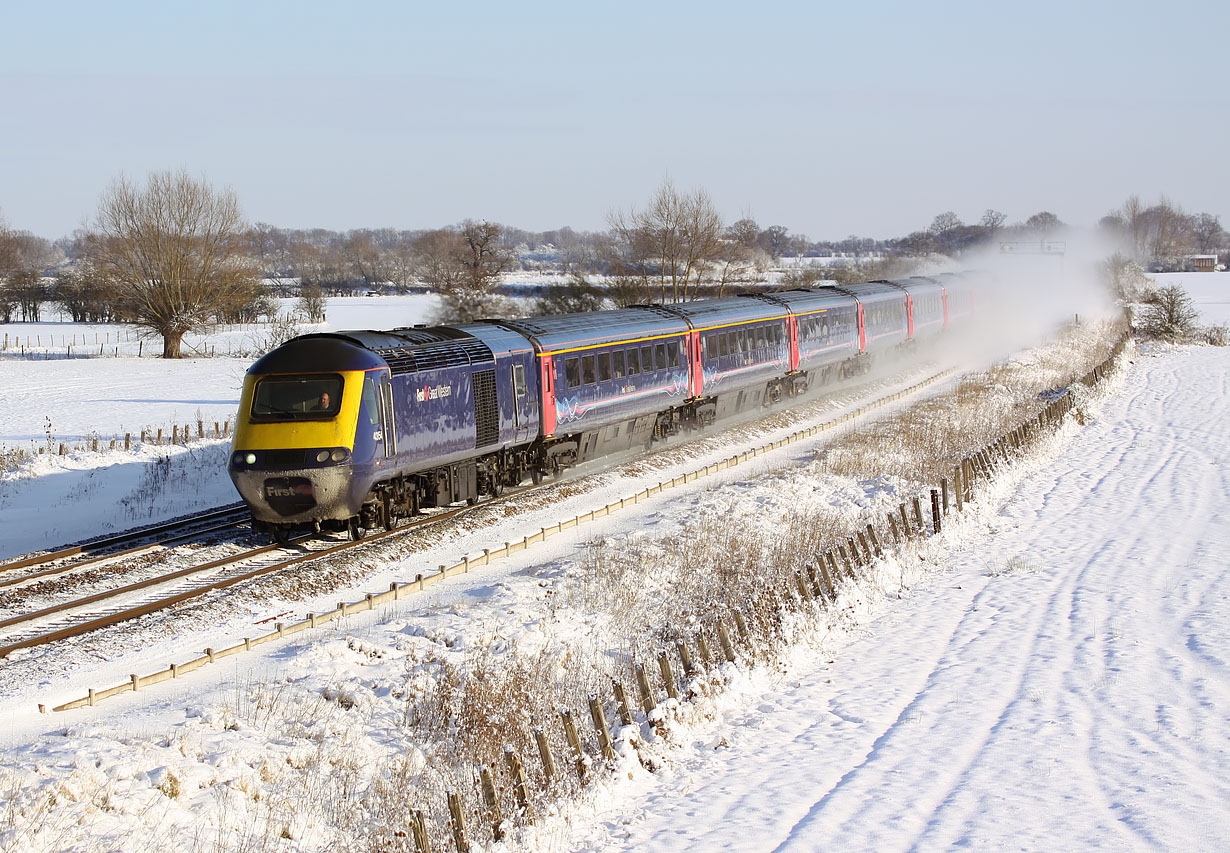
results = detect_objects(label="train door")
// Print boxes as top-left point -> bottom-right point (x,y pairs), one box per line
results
786,315 -> 800,371
378,372 -> 397,457
688,331 -> 703,397
511,361 -> 537,442
539,353 -> 557,437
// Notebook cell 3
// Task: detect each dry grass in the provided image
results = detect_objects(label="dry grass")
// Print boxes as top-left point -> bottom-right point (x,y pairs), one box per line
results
822,320 -> 1125,484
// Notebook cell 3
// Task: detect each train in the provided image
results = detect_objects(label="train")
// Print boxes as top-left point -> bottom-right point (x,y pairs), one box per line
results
228,273 -> 974,541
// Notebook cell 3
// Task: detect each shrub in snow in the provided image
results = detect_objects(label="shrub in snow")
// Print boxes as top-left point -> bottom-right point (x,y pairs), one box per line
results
1139,285 -> 1199,342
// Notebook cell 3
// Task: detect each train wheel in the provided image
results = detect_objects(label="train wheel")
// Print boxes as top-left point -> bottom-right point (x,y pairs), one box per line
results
348,518 -> 366,541
271,527 -> 291,546
530,468 -> 542,485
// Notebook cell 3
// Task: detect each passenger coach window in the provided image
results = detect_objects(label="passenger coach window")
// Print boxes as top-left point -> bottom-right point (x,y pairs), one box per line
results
613,351 -> 626,379
654,344 -> 667,371
641,346 -> 653,373
627,348 -> 640,375
582,355 -> 596,385
719,334 -> 729,357
565,358 -> 581,388
667,341 -> 679,367
598,352 -> 611,382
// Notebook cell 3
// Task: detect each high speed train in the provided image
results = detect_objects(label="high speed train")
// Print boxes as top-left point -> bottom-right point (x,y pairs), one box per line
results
228,274 -> 973,541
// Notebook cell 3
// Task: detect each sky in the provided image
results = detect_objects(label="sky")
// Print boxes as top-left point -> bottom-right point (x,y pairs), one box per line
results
1,0 -> 1227,241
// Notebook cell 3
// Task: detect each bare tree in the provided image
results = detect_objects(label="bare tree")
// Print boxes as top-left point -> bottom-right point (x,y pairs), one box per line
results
980,209 -> 1006,239
1024,211 -> 1064,236
83,170 -> 259,357
414,220 -> 513,322
1189,213 -> 1224,255
607,179 -> 725,303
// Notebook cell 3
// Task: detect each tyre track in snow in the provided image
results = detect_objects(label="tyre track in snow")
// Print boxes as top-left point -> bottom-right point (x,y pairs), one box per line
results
568,346 -> 1230,853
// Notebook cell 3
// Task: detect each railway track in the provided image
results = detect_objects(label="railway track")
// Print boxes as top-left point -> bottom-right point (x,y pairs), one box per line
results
0,485 -> 540,660
2,359 -> 955,665
0,504 -> 252,588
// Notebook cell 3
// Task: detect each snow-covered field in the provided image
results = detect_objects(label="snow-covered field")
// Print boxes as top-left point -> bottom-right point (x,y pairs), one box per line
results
0,295 -> 440,451
0,273 -> 1226,851
562,342 -> 1230,851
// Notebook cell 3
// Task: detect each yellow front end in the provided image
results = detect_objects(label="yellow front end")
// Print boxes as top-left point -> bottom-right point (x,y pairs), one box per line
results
228,369 -> 370,525
231,369 -> 367,452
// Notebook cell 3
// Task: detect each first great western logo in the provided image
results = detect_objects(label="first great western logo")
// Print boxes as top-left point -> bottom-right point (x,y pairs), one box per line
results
416,384 -> 453,402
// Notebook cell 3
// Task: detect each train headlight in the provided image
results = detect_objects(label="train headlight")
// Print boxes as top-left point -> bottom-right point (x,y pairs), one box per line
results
330,449 -> 349,463
244,453 -> 257,465
316,450 -> 330,463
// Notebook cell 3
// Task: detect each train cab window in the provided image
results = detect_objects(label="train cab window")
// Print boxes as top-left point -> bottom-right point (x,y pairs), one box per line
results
512,363 -> 527,397
251,374 -> 343,421
612,350 -> 626,379
641,345 -> 654,373
582,355 -> 596,385
598,352 -> 611,382
667,340 -> 679,367
565,357 -> 581,388
626,348 -> 640,375
361,375 -> 380,425
654,343 -> 667,371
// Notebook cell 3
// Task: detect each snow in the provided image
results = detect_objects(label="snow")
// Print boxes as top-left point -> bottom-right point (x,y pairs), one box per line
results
562,343 -> 1230,851
0,283 -> 1226,851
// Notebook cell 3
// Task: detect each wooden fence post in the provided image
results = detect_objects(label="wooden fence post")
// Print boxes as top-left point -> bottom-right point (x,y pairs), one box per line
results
696,632 -> 713,667
856,530 -> 873,563
733,611 -> 749,641
676,640 -> 694,677
717,622 -> 736,663
588,695 -> 616,761
931,489 -> 941,534
955,467 -> 964,511
560,708 -> 587,779
411,809 -> 432,853
635,663 -> 656,713
941,477 -> 949,513
866,524 -> 883,559
613,681 -> 633,727
479,766 -> 503,841
899,503 -> 911,537
504,747 -> 531,821
837,543 -> 855,578
533,726 -> 555,782
446,792 -> 469,853
658,652 -> 679,700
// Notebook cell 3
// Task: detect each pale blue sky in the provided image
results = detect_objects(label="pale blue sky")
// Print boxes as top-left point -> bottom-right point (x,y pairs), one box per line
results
1,0 -> 1225,240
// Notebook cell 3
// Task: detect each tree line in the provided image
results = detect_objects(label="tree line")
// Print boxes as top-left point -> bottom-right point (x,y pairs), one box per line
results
2,172 -> 1227,357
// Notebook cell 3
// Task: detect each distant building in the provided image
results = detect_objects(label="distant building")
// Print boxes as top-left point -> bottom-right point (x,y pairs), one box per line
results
1187,255 -> 1218,272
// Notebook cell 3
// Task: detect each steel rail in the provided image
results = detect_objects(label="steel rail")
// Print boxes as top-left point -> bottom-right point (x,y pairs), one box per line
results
0,514 -> 253,591
0,504 -> 247,575
0,493 -> 515,659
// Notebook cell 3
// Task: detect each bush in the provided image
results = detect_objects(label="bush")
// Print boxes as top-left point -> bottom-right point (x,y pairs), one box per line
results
1201,323 -> 1229,346
1139,284 -> 1199,342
